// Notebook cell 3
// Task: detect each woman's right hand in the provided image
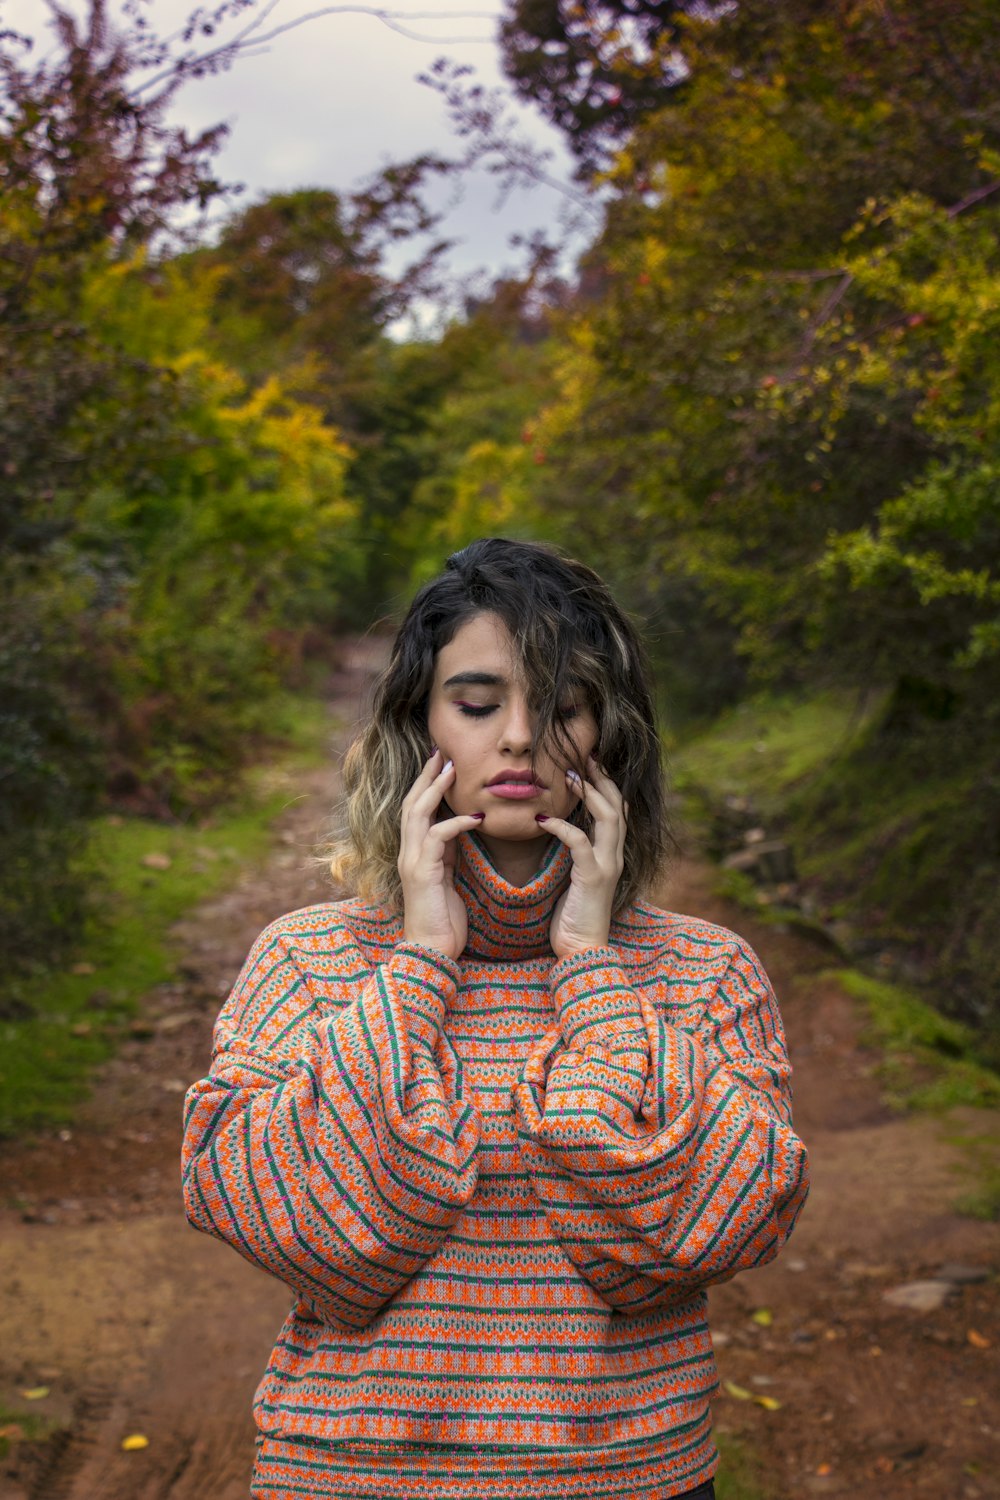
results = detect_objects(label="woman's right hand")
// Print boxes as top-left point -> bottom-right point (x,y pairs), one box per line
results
399,750 -> 483,960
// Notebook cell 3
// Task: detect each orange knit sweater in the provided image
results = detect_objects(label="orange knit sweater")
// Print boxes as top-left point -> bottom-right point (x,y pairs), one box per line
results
182,834 -> 808,1500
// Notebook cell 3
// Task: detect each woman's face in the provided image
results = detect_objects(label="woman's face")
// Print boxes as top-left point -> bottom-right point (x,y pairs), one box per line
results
425,611 -> 599,847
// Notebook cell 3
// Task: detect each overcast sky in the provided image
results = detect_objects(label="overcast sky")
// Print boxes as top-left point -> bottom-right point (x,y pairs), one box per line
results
12,0 -> 584,295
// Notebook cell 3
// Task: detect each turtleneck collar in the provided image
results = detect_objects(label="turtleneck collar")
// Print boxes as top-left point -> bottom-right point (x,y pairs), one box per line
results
455,832 -> 571,961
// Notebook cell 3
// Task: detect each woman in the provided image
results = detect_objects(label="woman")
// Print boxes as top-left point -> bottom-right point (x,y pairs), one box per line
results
182,537 -> 809,1500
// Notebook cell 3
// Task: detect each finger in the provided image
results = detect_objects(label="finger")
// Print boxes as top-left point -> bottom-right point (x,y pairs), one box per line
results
401,749 -> 444,810
534,814 -> 598,862
419,812 -> 484,849
403,757 -> 456,828
585,753 -> 626,808
563,774 -> 617,846
565,768 -> 618,826
566,770 -> 623,862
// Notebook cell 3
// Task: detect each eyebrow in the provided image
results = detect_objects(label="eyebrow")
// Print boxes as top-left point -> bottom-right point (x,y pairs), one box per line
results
441,671 -> 508,689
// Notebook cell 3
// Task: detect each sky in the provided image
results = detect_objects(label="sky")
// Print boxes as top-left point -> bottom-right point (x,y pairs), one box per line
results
10,0 -> 586,298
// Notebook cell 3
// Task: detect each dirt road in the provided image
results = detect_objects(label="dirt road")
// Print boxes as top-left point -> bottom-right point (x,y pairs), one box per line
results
1,644 -> 997,1500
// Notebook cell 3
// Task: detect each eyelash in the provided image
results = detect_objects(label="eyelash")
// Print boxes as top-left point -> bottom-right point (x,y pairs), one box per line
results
454,702 -> 581,719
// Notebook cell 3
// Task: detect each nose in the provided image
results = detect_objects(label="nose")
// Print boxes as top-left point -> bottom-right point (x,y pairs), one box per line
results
497,689 -> 534,756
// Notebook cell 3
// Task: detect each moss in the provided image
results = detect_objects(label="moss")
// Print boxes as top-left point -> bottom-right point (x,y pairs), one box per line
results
714,1430 -> 768,1500
833,968 -> 1000,1112
673,686 -> 1000,1049
672,689 -> 876,809
0,694 -> 335,1138
0,1401 -> 64,1459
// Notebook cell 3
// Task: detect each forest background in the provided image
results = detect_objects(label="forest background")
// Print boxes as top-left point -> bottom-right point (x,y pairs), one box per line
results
2,0 -> 999,1129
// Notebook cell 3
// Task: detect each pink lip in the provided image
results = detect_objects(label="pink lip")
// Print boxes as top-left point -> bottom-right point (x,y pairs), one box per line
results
486,782 -> 545,800
486,770 -> 544,786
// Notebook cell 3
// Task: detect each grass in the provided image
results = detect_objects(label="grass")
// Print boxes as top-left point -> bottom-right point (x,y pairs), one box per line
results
0,693 -> 335,1138
671,689 -> 877,812
715,1430 -> 768,1500
0,1400 -> 64,1460
832,969 -> 1000,1114
943,1121 -> 1000,1222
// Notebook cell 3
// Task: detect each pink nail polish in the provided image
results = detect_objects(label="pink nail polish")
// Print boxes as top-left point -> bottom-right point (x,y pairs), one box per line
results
473,812 -> 485,820
535,814 -> 549,823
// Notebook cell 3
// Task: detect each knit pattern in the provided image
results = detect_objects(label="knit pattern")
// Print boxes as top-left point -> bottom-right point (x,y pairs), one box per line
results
182,834 -> 808,1500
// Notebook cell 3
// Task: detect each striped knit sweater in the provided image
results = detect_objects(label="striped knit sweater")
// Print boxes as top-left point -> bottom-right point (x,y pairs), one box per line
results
182,834 -> 808,1500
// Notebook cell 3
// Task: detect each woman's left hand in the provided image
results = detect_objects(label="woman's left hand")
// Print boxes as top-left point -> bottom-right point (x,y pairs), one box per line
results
544,755 -> 627,961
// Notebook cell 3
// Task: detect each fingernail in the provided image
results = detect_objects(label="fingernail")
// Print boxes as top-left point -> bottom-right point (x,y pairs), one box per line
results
565,768 -> 581,783
443,759 -> 453,773
473,812 -> 485,820
430,743 -> 439,755
535,814 -> 549,823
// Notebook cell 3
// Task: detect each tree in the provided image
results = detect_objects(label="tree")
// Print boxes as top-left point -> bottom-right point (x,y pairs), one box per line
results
498,0 -> 691,174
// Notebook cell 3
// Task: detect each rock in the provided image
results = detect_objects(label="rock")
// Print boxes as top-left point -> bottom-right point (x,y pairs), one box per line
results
882,1279 -> 955,1313
141,851 -> 172,870
154,1010 -> 201,1033
755,840 -> 797,883
937,1263 -> 992,1285
722,849 -> 761,873
721,839 -> 797,884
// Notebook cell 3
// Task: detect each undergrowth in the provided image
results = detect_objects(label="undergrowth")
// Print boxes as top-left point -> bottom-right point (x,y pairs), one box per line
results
673,688 -> 1000,1058
0,694 -> 334,1138
831,970 -> 1000,1113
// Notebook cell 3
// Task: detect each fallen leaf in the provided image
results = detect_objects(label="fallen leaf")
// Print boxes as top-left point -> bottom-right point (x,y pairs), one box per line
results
816,1463 -> 832,1477
121,1434 -> 149,1451
873,1455 -> 895,1474
723,1380 -> 753,1401
967,1329 -> 992,1349
754,1394 -> 782,1411
71,961 -> 96,976
20,1387 -> 49,1401
869,1345 -> 883,1357
0,1424 -> 24,1442
751,1308 -> 773,1327
141,852 -> 171,870
961,1397 -> 979,1407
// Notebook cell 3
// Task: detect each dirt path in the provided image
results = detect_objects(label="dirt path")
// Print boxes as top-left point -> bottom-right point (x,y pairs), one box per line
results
1,644 -> 997,1500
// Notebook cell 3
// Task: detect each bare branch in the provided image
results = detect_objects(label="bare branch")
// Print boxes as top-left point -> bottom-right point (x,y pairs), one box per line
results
132,4 -> 496,97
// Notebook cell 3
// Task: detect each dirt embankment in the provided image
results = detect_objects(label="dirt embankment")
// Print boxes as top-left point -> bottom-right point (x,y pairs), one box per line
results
1,640 -> 997,1500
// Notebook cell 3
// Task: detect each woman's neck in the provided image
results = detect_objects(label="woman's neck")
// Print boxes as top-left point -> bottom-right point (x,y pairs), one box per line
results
477,831 -> 554,888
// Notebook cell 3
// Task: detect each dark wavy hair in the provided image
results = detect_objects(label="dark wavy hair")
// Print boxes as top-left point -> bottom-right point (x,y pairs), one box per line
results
330,537 -> 670,911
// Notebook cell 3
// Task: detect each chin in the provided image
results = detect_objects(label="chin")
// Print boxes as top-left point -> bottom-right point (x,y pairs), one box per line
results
479,807 -> 558,838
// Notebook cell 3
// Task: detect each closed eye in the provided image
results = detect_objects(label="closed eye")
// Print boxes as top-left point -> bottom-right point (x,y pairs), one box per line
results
455,701 -> 498,718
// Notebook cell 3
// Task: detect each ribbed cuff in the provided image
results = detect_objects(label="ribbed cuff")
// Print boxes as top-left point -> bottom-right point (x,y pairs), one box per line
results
550,946 -> 645,1051
388,943 -> 461,1050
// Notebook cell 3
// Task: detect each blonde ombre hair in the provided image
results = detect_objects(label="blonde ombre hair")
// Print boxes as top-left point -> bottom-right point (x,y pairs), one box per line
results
330,538 -> 670,912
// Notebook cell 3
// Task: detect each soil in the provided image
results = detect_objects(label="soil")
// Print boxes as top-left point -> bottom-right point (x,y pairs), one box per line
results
1,640 -> 997,1500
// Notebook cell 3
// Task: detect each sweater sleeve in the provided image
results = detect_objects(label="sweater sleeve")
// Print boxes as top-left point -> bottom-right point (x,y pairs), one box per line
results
181,919 -> 480,1330
512,933 -> 808,1313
